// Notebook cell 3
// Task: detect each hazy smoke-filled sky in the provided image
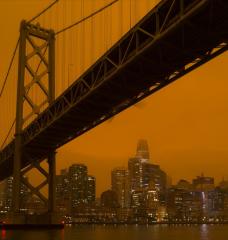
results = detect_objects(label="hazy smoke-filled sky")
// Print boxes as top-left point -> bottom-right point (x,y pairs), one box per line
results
0,0 -> 227,196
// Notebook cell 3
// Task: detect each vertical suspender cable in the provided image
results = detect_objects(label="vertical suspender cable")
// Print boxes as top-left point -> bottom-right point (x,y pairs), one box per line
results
130,0 -> 132,28
62,0 -> 66,92
91,0 -> 95,64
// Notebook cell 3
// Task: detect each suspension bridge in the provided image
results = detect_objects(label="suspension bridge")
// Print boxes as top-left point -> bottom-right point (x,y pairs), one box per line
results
0,0 -> 227,224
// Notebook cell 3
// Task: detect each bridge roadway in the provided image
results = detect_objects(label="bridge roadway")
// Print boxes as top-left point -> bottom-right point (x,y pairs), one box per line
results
0,0 -> 228,181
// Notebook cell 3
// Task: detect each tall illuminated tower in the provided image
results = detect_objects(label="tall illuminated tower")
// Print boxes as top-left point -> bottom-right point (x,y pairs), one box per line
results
136,139 -> 150,161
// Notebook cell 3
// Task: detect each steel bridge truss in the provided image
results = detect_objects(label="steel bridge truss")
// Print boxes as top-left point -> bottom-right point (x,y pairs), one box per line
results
22,0 -> 228,146
12,21 -> 56,213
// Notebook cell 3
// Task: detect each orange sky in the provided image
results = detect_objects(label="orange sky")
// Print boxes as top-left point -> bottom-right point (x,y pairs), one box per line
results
0,0 -> 227,196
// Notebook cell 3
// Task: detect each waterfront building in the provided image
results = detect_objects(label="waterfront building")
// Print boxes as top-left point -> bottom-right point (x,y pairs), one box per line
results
87,175 -> 96,204
100,190 -> 119,209
0,181 -> 6,211
56,166 -> 96,211
145,182 -> 159,220
223,191 -> 228,218
0,176 -> 29,212
116,207 -> 133,222
25,195 -> 45,214
219,179 -> 228,190
156,205 -> 168,222
166,187 -> 185,219
19,176 -> 30,212
69,164 -> 89,208
111,167 -> 130,208
176,179 -> 192,190
4,177 -> 13,211
68,164 -> 96,208
192,174 -> 214,191
56,169 -> 70,213
165,185 -> 227,221
166,187 -> 203,220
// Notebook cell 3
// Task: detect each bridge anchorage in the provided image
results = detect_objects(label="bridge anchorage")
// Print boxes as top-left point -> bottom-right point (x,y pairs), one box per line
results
9,20 -> 58,225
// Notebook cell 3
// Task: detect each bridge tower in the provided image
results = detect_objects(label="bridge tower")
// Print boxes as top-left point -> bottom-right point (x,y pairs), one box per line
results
12,20 -> 56,223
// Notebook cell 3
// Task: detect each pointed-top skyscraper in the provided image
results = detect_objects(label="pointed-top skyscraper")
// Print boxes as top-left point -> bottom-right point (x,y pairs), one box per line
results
136,139 -> 150,161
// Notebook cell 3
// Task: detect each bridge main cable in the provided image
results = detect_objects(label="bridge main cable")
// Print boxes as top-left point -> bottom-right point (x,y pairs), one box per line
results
0,0 -> 59,99
0,38 -> 19,99
56,0 -> 119,35
0,0 -> 59,151
28,0 -> 59,23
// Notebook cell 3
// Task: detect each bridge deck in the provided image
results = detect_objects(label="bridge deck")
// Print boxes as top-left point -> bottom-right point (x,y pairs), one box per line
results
0,0 -> 228,180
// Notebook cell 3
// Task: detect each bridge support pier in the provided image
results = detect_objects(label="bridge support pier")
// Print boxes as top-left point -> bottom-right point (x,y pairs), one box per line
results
48,151 -> 56,213
12,135 -> 23,214
10,20 -> 57,225
9,153 -> 59,225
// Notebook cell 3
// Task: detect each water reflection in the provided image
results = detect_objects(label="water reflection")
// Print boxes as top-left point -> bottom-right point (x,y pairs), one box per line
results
1,224 -> 228,240
1,229 -> 6,240
200,224 -> 209,240
7,229 -> 63,240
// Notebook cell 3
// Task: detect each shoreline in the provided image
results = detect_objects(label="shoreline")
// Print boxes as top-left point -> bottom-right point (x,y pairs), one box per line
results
65,221 -> 228,225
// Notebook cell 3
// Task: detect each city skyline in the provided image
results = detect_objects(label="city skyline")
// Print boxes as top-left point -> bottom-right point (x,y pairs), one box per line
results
57,138 -> 228,196
1,139 -> 228,224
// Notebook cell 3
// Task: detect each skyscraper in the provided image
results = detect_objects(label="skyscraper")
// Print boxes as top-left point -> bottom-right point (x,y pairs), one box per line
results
0,176 -> 29,212
87,175 -> 96,204
128,139 -> 167,206
128,157 -> 144,191
128,140 -> 151,192
111,167 -> 130,208
69,164 -> 88,207
56,169 -> 70,212
66,164 -> 96,209
3,177 -> 13,211
136,139 -> 150,160
142,163 -> 167,192
192,174 -> 214,191
0,181 -> 6,211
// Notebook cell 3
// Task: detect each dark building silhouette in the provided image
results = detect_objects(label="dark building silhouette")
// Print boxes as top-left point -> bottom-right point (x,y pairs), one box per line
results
176,179 -> 192,190
192,174 -> 214,190
100,190 -> 119,209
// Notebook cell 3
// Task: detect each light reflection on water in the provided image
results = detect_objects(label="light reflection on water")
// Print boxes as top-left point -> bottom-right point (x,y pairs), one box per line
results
1,224 -> 228,240
1,229 -> 6,240
201,224 -> 209,240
